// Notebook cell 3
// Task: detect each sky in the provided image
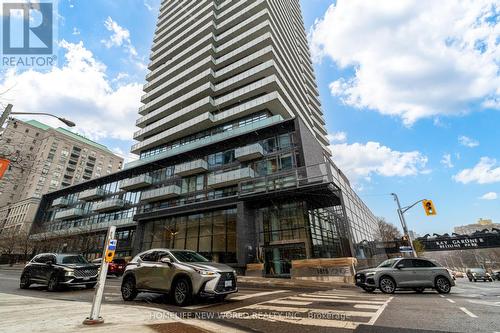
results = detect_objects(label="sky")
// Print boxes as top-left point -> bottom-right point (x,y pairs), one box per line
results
0,0 -> 499,236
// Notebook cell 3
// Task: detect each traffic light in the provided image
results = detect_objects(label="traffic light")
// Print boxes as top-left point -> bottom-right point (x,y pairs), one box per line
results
422,199 -> 437,216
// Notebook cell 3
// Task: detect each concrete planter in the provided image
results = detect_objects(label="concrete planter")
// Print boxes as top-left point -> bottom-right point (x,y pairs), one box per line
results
291,257 -> 357,283
245,263 -> 264,277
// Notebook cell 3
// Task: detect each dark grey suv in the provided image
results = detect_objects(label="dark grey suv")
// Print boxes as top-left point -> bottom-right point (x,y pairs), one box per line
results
355,258 -> 455,294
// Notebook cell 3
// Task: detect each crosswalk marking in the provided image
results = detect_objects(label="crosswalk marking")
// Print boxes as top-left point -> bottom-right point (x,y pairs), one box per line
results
230,290 -> 288,301
287,296 -> 386,305
354,304 -> 381,310
245,304 -> 377,318
221,289 -> 393,330
271,299 -> 313,306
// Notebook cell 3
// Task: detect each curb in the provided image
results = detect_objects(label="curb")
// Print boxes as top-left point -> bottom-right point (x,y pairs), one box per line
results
237,276 -> 357,289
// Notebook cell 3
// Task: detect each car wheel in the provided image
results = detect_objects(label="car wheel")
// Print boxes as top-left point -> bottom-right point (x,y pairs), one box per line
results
379,276 -> 396,294
171,278 -> 192,306
363,287 -> 376,293
121,276 -> 138,301
47,275 -> 59,292
474,279 -> 477,282
20,273 -> 31,289
468,278 -> 472,282
435,276 -> 451,294
413,287 -> 425,294
86,283 -> 97,289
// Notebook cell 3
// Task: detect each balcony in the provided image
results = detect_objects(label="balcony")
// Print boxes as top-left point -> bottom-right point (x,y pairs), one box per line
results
174,159 -> 208,177
141,185 -> 181,202
54,208 -> 84,220
235,143 -> 264,161
79,188 -> 106,201
93,199 -> 126,213
119,175 -> 153,191
208,167 -> 256,189
52,198 -> 69,208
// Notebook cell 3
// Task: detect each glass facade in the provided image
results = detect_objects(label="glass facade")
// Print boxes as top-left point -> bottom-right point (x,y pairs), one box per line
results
140,208 -> 237,264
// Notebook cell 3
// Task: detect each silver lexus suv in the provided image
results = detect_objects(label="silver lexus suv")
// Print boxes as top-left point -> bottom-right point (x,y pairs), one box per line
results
121,249 -> 238,306
355,258 -> 455,294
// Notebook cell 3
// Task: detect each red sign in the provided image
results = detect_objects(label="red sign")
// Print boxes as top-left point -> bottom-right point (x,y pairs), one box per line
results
0,159 -> 10,179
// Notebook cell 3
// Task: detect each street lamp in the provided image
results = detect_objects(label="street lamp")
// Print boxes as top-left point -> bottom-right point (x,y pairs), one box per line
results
0,104 -> 76,128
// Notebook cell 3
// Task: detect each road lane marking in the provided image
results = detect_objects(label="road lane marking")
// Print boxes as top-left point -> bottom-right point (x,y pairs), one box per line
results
447,299 -> 456,303
230,290 -> 287,301
367,296 -> 393,325
460,307 -> 478,318
439,295 -> 445,298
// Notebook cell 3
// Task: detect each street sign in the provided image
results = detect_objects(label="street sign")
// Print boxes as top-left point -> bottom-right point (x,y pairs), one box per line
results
399,246 -> 414,253
0,159 -> 10,180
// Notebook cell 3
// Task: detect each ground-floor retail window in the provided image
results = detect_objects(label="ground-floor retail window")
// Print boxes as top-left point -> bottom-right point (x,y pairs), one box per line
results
140,208 -> 237,264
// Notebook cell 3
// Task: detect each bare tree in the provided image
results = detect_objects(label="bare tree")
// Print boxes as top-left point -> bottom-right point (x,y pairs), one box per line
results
377,217 -> 402,241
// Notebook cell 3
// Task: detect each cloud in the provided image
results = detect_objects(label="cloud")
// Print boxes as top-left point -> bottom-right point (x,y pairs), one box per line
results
72,27 -> 80,35
458,135 -> 480,148
441,153 -> 454,168
479,192 -> 498,200
102,17 -> 137,57
310,0 -> 500,126
327,131 -> 347,143
329,140 -> 429,182
0,40 -> 142,145
454,157 -> 500,184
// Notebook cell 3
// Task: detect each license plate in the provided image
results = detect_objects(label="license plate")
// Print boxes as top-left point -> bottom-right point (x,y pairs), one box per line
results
83,277 -> 90,281
224,280 -> 233,287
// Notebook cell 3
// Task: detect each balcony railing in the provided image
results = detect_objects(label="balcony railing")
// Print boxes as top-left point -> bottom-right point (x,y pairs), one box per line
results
238,163 -> 339,197
119,175 -> 153,191
92,199 -> 126,213
208,167 -> 256,189
52,198 -> 69,208
235,143 -> 264,161
141,185 -> 182,202
79,188 -> 106,201
125,115 -> 284,169
174,159 -> 209,177
54,208 -> 84,220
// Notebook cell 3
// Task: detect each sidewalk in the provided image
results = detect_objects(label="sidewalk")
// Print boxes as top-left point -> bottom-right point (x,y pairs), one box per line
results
0,293 -> 243,333
0,264 -> 24,270
237,276 -> 356,289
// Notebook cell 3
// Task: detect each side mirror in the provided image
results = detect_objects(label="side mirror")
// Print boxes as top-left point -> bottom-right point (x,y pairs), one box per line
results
160,257 -> 172,265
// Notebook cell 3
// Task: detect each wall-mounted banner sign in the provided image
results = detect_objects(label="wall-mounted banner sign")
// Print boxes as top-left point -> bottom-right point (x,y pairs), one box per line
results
419,234 -> 500,251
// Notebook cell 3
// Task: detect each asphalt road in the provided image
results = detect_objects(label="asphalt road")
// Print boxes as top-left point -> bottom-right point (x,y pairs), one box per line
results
1,268 -> 499,333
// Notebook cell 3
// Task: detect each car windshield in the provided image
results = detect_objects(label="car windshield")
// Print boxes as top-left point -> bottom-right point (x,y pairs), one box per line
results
113,259 -> 126,264
58,255 -> 88,264
470,268 -> 486,274
377,259 -> 398,268
170,251 -> 209,263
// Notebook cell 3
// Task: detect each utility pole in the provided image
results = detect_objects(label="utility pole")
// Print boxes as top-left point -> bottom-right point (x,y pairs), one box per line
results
0,104 -> 13,128
391,193 -> 420,258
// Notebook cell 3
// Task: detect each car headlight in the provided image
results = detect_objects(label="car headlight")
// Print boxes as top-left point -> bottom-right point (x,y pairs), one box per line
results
64,270 -> 74,276
232,270 -> 237,276
194,268 -> 216,276
472,273 -> 477,276
366,272 -> 375,277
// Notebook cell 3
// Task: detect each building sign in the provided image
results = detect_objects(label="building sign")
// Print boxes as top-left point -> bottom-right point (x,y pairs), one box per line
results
0,159 -> 10,179
419,234 -> 500,251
